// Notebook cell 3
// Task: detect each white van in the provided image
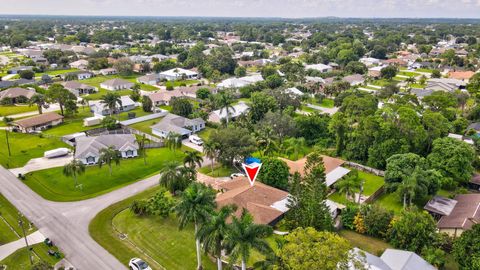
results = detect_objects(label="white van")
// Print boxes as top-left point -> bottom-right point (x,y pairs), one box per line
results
189,135 -> 204,146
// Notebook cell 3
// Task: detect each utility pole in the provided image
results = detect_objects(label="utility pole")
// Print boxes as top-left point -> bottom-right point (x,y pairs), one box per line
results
5,128 -> 11,156
18,214 -> 33,266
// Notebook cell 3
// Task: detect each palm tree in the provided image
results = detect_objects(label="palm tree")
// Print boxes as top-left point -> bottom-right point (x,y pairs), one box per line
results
98,146 -> 121,176
136,134 -> 150,165
29,94 -> 46,114
159,161 -> 190,194
100,92 -> 122,116
184,150 -> 204,169
398,176 -> 417,208
79,98 -> 89,112
223,209 -> 273,270
198,205 -> 236,270
284,137 -> 306,160
216,91 -> 235,125
405,76 -> 416,87
175,183 -> 216,270
62,159 -> 86,188
203,140 -> 218,174
255,128 -> 278,157
335,170 -> 362,201
165,132 -> 182,155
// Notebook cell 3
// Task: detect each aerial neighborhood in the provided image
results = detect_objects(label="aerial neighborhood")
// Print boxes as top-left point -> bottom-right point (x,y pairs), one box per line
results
1,10 -> 480,270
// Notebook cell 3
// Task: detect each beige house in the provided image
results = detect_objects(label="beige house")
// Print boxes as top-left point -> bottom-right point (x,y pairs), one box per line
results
13,112 -> 64,133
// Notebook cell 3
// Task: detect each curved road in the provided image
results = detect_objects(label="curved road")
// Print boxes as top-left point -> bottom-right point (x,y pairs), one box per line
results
0,165 -> 160,269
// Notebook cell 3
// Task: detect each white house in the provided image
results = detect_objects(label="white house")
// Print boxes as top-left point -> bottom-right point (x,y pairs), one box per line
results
137,74 -> 160,85
90,96 -> 137,116
100,78 -> 134,91
69,59 -> 89,70
159,68 -> 199,81
359,57 -> 381,67
99,68 -> 117,76
151,113 -> 205,138
208,102 -> 250,123
305,63 -> 333,73
61,81 -> 97,96
74,134 -> 139,165
217,74 -> 264,89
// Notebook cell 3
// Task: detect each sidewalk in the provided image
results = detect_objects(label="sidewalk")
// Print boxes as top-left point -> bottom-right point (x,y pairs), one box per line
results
0,231 -> 45,261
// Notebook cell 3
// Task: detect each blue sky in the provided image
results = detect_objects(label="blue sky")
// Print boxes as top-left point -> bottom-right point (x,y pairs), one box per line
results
1,0 -> 480,18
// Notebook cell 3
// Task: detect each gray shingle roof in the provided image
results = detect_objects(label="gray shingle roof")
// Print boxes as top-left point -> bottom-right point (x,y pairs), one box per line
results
380,249 -> 436,270
75,134 -> 138,160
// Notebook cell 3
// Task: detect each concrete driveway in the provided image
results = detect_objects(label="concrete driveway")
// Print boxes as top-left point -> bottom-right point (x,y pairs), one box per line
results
9,154 -> 74,175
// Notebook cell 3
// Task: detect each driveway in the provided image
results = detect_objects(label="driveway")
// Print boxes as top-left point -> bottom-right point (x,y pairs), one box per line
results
305,104 -> 339,115
9,154 -> 74,175
0,165 -> 161,269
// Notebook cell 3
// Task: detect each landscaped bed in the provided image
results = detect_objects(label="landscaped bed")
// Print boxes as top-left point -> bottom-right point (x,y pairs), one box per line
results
23,148 -> 184,201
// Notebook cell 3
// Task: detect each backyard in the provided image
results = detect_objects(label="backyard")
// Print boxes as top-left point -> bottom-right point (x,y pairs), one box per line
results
328,170 -> 385,206
0,131 -> 69,168
23,147 -> 184,201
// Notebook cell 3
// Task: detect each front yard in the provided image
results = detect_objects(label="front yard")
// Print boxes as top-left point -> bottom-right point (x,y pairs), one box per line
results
23,147 -> 184,201
0,194 -> 35,245
0,105 -> 37,117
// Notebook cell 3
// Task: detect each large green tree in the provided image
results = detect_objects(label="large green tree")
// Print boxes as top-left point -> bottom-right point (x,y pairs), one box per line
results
257,157 -> 290,190
453,224 -> 480,270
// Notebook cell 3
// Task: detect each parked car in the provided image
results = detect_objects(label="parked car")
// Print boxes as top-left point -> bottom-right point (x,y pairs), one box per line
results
189,135 -> 203,145
129,258 -> 152,270
230,173 -> 246,179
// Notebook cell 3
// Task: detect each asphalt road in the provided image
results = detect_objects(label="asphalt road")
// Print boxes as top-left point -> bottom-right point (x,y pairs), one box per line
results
0,165 -> 160,269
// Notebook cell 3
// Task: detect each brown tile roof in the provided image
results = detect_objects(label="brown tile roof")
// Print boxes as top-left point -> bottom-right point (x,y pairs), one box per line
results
14,112 -> 64,129
437,194 -> 480,230
216,177 -> 289,225
0,87 -> 36,100
448,71 -> 475,80
470,174 -> 480,185
279,155 -> 345,177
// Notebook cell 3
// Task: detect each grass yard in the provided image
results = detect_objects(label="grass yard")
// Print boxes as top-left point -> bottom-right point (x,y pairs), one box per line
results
339,230 -> 391,256
43,110 -> 97,137
36,68 -> 79,77
309,98 -> 335,108
329,171 -> 385,205
129,118 -> 162,135
0,105 -> 37,117
85,88 -> 133,100
113,107 -> 152,122
23,148 -> 184,201
197,127 -> 215,141
0,194 -> 35,245
198,164 -> 236,177
0,131 -> 69,168
0,242 -> 63,269
398,71 -> 418,77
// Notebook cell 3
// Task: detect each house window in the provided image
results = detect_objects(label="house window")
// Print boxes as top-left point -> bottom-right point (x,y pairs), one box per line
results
86,156 -> 95,164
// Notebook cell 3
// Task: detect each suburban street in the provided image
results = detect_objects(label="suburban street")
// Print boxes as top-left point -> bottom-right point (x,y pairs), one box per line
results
0,165 -> 161,269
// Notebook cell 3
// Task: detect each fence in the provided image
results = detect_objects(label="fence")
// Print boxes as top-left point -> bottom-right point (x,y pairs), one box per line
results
364,185 -> 385,204
344,161 -> 385,177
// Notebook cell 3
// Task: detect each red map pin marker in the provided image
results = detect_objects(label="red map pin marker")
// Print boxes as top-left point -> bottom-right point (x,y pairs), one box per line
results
242,162 -> 262,186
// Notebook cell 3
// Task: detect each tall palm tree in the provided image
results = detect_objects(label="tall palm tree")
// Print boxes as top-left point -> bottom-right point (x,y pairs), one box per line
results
62,159 -> 86,188
398,176 -> 417,208
175,183 -> 216,270
216,91 -> 235,125
184,150 -> 204,169
98,146 -> 121,176
335,170 -> 362,201
136,134 -> 150,165
29,94 -> 46,114
197,205 -> 237,270
100,92 -> 122,116
405,76 -> 416,87
79,98 -> 89,112
159,161 -> 192,194
165,132 -> 182,155
203,140 -> 218,174
223,209 -> 273,270
284,137 -> 306,160
255,128 -> 278,157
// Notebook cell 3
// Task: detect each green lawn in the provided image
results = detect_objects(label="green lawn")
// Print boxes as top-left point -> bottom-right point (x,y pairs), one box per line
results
398,71 -> 418,77
0,131 -> 69,168
197,127 -> 214,141
79,74 -> 150,100
370,79 -> 399,87
43,110 -> 97,137
159,105 -> 172,111
0,242 -> 63,269
0,194 -> 35,245
0,105 -> 37,117
329,171 -> 385,205
164,80 -> 200,88
198,164 -> 236,177
36,68 -> 79,77
85,88 -> 133,100
113,107 -> 152,122
310,98 -> 334,108
129,118 -> 163,135
23,148 -> 184,201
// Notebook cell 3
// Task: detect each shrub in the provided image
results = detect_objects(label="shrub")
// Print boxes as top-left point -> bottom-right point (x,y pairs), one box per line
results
363,205 -> 393,238
130,199 -> 149,216
353,212 -> 366,234
341,203 -> 359,230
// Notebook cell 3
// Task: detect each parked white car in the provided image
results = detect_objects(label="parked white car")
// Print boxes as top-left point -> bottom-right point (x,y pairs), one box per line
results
189,135 -> 203,145
129,258 -> 152,270
230,173 -> 246,179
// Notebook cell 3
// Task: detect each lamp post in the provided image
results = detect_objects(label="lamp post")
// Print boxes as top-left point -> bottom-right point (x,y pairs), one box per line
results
18,214 -> 33,266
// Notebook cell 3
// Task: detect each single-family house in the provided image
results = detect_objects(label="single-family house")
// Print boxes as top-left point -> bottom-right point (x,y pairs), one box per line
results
208,102 -> 250,123
359,57 -> 381,67
425,78 -> 467,92
217,74 -> 264,89
75,134 -> 139,165
151,113 -> 205,138
69,59 -> 89,70
436,194 -> 480,237
147,86 -> 204,106
368,66 -> 384,78
137,74 -> 160,86
284,87 -> 304,97
60,71 -> 93,80
7,66 -> 33,74
0,87 -> 36,103
448,71 -> 475,82
159,68 -> 199,81
13,112 -> 64,133
99,68 -> 117,76
305,63 -> 333,73
0,79 -> 35,89
61,81 -> 97,96
216,177 -> 290,225
351,248 -> 435,270
89,96 -> 137,116
424,195 -> 458,220
343,74 -> 365,86
280,156 -> 350,188
469,174 -> 480,191
100,78 -> 134,91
